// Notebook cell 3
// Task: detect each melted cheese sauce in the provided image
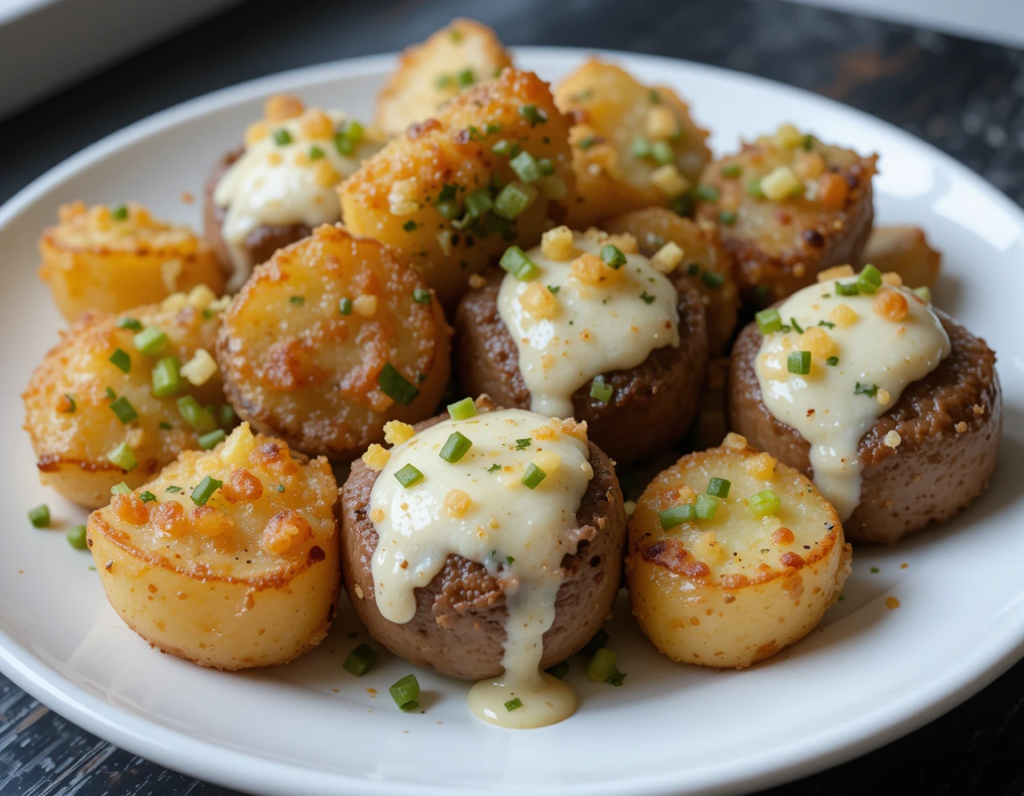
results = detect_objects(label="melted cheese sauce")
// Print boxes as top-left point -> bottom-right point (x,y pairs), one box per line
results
497,233 -> 680,418
369,409 -> 593,728
754,278 -> 950,519
214,110 -> 381,290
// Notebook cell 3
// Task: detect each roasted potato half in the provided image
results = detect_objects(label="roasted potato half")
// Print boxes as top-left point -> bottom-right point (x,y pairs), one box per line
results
859,225 -> 941,290
555,60 -> 712,228
603,207 -> 740,355
216,224 -> 451,461
374,18 -> 514,136
23,287 -> 228,509
87,423 -> 340,670
695,125 -> 876,304
341,67 -> 576,308
626,433 -> 851,669
39,201 -> 225,322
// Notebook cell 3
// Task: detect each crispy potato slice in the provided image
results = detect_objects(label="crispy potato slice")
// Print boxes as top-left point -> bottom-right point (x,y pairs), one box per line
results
603,208 -> 740,355
695,125 -> 877,304
22,288 -> 228,509
859,225 -> 941,289
87,423 -> 340,670
374,18 -> 514,136
626,434 -> 851,669
39,201 -> 225,322
216,224 -> 451,460
555,61 -> 711,228
341,67 -> 576,308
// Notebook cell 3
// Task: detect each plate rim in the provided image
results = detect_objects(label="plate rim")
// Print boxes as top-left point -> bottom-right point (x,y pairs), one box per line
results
1,45 -> 1022,796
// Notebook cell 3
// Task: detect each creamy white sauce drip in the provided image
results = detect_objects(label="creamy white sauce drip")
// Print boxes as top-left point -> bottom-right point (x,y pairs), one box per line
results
369,409 -> 593,728
497,234 -> 680,418
754,278 -> 950,519
214,110 -> 379,290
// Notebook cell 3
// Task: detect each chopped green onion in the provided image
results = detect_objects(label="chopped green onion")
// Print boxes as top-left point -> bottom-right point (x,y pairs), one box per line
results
390,674 -> 420,712
191,476 -> 222,506
519,104 -> 547,125
177,396 -> 217,433
339,297 -> 353,315
109,348 -> 131,373
788,351 -> 812,375
116,317 -> 142,331
547,285 -> 560,295
343,644 -> 379,677
721,164 -> 742,178
394,464 -> 424,488
835,281 -> 860,296
818,320 -> 836,329
746,178 -> 764,198
648,89 -> 661,104
152,356 -> 183,398
854,382 -> 878,397
133,327 -> 168,356
165,485 -> 182,493
600,244 -> 626,269
111,482 -> 132,495
650,140 -> 673,165
748,489 -> 781,517
62,394 -> 76,413
437,200 -> 462,219
499,245 -> 540,280
447,397 -> 477,420
110,204 -> 129,220
107,442 -> 137,472
659,503 -> 696,528
537,157 -> 554,175
582,630 -> 609,657
608,670 -> 627,686
913,286 -> 932,303
718,210 -> 737,225
546,661 -> 569,679
334,133 -> 354,156
801,134 -> 814,151
510,151 -> 542,183
378,363 -> 420,406
158,421 -> 173,430
695,184 -> 719,202
590,375 -> 613,403
695,493 -> 719,520
631,137 -> 651,159
457,67 -> 474,86
640,291 -> 656,304
515,438 -> 531,450
342,120 -> 365,143
66,524 -> 88,550
504,697 -> 523,711
669,192 -> 695,216
521,463 -> 547,489
402,220 -> 418,233
272,128 -> 292,146
826,356 -> 839,366
487,464 -> 501,473
790,317 -> 804,334
492,139 -> 520,157
139,491 -> 157,503
28,504 -> 50,528
506,555 -> 515,565
856,264 -> 882,294
198,429 -> 226,450
412,288 -> 431,304
706,477 -> 731,498
493,182 -> 537,220
587,648 -> 618,683
309,145 -> 325,160
701,271 -> 725,289
687,263 -> 700,277
464,188 -> 493,218
439,431 -> 473,463
109,396 -> 138,424
870,566 -> 880,574
756,308 -> 782,335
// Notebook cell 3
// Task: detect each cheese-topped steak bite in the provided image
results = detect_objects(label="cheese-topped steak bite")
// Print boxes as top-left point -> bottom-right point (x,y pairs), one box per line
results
374,18 -> 514,136
696,124 -> 876,305
204,94 -> 385,291
23,287 -> 229,509
39,201 -> 224,322
216,224 -> 451,461
729,266 -> 1001,544
341,399 -> 626,728
454,228 -> 708,466
554,60 -> 712,228
88,422 -> 339,670
341,68 -> 577,309
626,433 -> 851,669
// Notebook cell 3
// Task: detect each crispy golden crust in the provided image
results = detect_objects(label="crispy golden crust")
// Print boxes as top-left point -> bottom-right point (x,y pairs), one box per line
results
728,312 -> 1002,544
216,224 -> 451,461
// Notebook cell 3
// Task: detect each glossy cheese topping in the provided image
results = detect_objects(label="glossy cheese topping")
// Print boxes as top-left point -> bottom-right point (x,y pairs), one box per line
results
369,409 -> 593,728
214,109 -> 381,289
754,277 -> 950,520
497,232 -> 680,418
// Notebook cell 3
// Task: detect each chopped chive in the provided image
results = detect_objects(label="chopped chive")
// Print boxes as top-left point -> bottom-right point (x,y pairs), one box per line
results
198,429 -> 226,450
152,356 -> 183,398
504,697 -> 523,711
487,464 -> 502,473
437,200 -> 461,219
28,504 -> 50,528
159,421 -> 173,430
586,648 -> 618,683
412,288 -> 431,304
788,351 -> 812,375
218,403 -> 236,429
590,375 -> 613,403
390,674 -> 420,712
66,524 -> 88,550
437,184 -> 457,202
339,297 -> 353,315
701,271 -> 725,289
631,137 -> 651,159
515,438 -> 531,450
439,431 -> 473,463
826,356 -> 839,366
695,493 -> 719,520
289,295 -> 305,306
109,396 -> 138,424
110,204 -> 129,220
133,327 -> 168,356
308,145 -> 325,161
340,119 -> 364,143
139,491 -> 157,503
165,485 -> 182,493
334,133 -> 354,156
61,393 -> 76,413
707,477 -> 731,498
463,189 -> 492,218
107,442 -> 137,472
537,157 -> 554,175
177,395 -> 217,433
272,128 -> 292,146
721,164 -> 742,178
191,476 -> 222,506
394,463 -> 424,488
835,281 -> 859,296
659,503 -> 696,528
116,317 -> 142,331
378,363 -> 420,406
457,67 -> 474,86
506,555 -> 515,565
818,320 -> 836,329
499,246 -> 540,280
790,317 -> 805,334
546,661 -> 569,679
746,178 -> 764,198
854,382 -> 878,397
521,463 -> 547,489
640,290 -> 656,305
519,104 -> 547,125
492,139 -> 520,157
687,263 -> 700,277
493,182 -> 537,220
870,566 -> 880,574
913,286 -> 932,303
695,184 -> 719,203
343,644 -> 379,677
111,482 -> 132,495
402,220 -> 418,232
600,244 -> 626,269
718,210 -> 737,225
109,348 -> 131,373
856,264 -> 882,294
547,285 -> 560,295
650,140 -> 673,165
608,670 -> 627,686
748,489 -> 781,517
447,397 -> 477,420
510,151 -> 542,183
801,134 -> 814,151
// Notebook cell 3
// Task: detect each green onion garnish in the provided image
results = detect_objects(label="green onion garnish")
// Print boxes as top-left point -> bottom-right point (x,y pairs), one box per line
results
818,320 -> 836,329
191,476 -> 222,506
165,485 -> 182,493
721,164 -> 742,178
437,200 -> 461,219
659,503 -> 696,529
631,137 -> 651,158
116,317 -> 142,331
159,421 -> 172,430
439,431 -> 473,463
493,182 -> 537,220
457,67 -> 474,86
701,271 -> 725,289
590,375 -> 613,403
546,661 -> 569,679
788,351 -> 812,375
801,134 -> 814,151
335,134 -> 354,156
66,524 -> 88,550
139,491 -> 157,503
548,285 -> 560,295
748,489 -> 780,517
289,295 -> 305,306
309,145 -> 325,161
390,674 -> 420,712
394,463 -> 424,488
412,288 -> 431,304
107,442 -> 137,472
111,482 -> 132,495
133,327 -> 168,356
177,396 -> 217,433
695,184 -> 719,203
826,356 -> 839,366
402,220 -> 418,233
198,429 -> 226,450
152,356 -> 182,398
109,348 -> 131,374
515,438 -> 531,450
756,308 -> 782,335
499,245 -> 540,280
640,291 -> 656,304
835,281 -> 859,296
648,89 -> 660,103
519,104 -> 547,125
62,394 -> 76,413
790,317 -> 804,334
706,477 -> 731,498
111,204 -> 129,220
600,244 -> 626,269
339,297 -> 353,315
537,157 -> 554,175
272,128 -> 292,146
856,264 -> 882,294
510,151 -> 542,183
378,363 -> 420,406
650,140 -> 673,165
464,188 -> 492,218
913,286 -> 932,303
343,643 -> 379,677
447,397 -> 477,420
854,382 -> 878,397
586,648 -> 618,683
28,504 -> 50,528
109,396 -> 138,425
504,698 -> 523,711
695,493 -> 719,520
521,463 -> 547,490
718,210 -> 737,225
746,178 -> 764,198
492,139 -> 520,157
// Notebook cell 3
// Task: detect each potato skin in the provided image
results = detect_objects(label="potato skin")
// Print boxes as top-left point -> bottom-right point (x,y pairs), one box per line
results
626,437 -> 851,669
555,60 -> 712,228
216,224 -> 451,461
859,225 -> 941,289
454,268 -> 708,467
696,131 -> 876,304
22,292 -> 226,508
341,68 -> 576,308
374,18 -> 514,136
87,424 -> 340,670
604,208 -> 740,355
39,202 -> 224,323
728,312 -> 1002,544
340,409 -> 626,680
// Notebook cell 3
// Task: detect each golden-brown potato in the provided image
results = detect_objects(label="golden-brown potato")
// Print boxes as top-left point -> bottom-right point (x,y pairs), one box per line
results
216,224 -> 451,461
603,208 -> 740,355
859,225 -> 941,289
626,433 -> 851,669
39,201 -> 225,323
341,67 -> 577,308
87,422 -> 340,670
695,125 -> 876,304
374,18 -> 514,136
554,61 -> 712,228
23,287 -> 228,509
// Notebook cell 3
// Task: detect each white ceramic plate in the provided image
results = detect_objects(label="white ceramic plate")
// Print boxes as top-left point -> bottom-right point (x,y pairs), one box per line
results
1,48 -> 1023,796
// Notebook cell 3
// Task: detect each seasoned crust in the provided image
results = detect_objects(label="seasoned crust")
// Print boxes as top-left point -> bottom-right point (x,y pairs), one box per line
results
728,311 -> 1002,544
340,407 -> 627,680
453,269 -> 708,466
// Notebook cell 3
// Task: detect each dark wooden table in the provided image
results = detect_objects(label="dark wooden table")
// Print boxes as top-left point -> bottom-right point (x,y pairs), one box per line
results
1,0 -> 1022,793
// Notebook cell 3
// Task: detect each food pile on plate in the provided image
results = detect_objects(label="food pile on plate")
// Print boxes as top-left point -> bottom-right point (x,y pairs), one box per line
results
21,19 -> 1002,728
